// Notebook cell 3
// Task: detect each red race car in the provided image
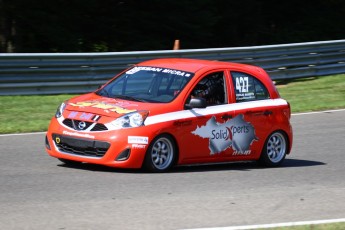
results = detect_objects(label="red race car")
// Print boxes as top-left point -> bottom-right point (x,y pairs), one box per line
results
45,58 -> 293,172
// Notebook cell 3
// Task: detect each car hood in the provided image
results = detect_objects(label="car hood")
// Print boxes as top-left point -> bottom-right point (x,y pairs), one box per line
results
64,93 -> 175,119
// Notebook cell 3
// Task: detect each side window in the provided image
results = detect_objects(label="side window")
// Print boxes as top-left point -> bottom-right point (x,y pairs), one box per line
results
190,71 -> 226,106
231,71 -> 270,102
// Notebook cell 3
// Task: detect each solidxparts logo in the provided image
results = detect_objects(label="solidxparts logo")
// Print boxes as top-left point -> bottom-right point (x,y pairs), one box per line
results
192,114 -> 257,155
211,125 -> 250,140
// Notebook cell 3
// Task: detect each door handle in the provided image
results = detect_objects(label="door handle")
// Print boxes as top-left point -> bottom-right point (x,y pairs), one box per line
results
245,110 -> 273,116
263,110 -> 273,116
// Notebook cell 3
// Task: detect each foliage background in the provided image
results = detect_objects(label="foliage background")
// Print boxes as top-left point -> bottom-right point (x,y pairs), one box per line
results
1,0 -> 345,53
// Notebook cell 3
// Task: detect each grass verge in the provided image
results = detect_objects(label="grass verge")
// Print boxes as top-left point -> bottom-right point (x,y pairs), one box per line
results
258,222 -> 345,230
1,74 -> 344,134
0,94 -> 73,134
276,74 -> 345,112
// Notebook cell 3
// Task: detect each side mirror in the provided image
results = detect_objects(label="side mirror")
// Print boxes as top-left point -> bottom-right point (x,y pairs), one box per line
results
185,97 -> 207,109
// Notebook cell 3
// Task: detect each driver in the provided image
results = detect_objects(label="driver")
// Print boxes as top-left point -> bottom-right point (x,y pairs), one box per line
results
191,75 -> 224,105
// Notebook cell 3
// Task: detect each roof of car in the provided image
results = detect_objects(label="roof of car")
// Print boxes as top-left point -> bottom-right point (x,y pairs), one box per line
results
138,58 -> 261,73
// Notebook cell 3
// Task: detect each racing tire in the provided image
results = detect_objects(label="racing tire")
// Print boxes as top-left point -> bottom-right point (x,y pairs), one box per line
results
58,158 -> 82,166
259,131 -> 288,167
143,134 -> 176,173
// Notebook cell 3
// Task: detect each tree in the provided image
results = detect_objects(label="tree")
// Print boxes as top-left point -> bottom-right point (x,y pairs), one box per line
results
1,0 -> 345,52
0,0 -> 16,52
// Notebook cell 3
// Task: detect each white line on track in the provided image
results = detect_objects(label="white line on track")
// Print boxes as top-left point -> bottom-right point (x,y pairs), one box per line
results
292,108 -> 345,116
182,218 -> 345,230
0,109 -> 344,138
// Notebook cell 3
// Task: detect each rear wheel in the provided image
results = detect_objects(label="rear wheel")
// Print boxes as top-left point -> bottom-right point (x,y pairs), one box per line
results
143,134 -> 176,173
259,131 -> 287,167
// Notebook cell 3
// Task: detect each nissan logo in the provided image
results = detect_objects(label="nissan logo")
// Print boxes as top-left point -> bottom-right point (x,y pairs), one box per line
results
78,121 -> 87,130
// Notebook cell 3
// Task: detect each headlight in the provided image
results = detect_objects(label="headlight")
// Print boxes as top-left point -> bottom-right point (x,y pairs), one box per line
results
55,101 -> 67,118
110,111 -> 149,129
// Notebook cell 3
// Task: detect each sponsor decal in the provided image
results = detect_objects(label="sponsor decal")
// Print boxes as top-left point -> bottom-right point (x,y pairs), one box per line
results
67,112 -> 101,121
173,120 -> 192,127
68,111 -> 78,119
232,150 -> 251,156
126,67 -> 163,74
62,130 -> 95,139
80,113 -> 93,120
192,114 -> 258,155
55,137 -> 61,144
126,66 -> 191,77
128,136 -> 149,144
234,76 -> 256,101
69,101 -> 136,114
132,144 -> 147,149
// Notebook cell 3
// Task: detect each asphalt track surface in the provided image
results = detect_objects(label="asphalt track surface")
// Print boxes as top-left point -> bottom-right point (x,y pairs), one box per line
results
0,110 -> 344,230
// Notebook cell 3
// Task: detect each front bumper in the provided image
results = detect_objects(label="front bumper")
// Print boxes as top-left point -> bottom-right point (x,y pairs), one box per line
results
52,133 -> 110,158
45,118 -> 152,169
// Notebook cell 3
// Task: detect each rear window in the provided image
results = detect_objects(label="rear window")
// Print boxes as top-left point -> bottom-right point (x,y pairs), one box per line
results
231,71 -> 270,102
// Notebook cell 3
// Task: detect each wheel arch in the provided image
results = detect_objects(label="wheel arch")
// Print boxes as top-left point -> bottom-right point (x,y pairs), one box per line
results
277,129 -> 292,154
155,132 -> 180,166
264,128 -> 292,154
258,129 -> 290,167
142,132 -> 180,170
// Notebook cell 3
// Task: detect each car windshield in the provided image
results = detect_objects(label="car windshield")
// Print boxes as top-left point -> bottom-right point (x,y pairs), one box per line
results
97,66 -> 194,103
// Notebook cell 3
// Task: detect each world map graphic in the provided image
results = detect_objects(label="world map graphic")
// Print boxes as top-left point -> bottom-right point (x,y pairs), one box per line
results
192,114 -> 258,155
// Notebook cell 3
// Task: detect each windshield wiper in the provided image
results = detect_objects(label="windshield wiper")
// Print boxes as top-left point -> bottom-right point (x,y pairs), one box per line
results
113,95 -> 147,102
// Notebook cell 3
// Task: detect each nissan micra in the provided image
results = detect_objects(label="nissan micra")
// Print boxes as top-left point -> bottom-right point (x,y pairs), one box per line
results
45,58 -> 293,172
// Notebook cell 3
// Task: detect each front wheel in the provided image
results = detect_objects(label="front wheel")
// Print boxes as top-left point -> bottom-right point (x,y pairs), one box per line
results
143,134 -> 176,173
259,131 -> 287,167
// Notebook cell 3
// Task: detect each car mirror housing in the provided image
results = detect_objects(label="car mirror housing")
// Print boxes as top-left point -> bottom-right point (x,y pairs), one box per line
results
185,98 -> 207,109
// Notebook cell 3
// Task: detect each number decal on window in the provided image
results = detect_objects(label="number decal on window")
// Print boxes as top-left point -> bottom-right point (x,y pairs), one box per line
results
235,76 -> 249,93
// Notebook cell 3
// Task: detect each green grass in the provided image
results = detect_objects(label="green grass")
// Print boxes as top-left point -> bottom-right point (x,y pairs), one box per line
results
0,74 -> 345,134
258,222 -> 345,230
0,94 -> 73,134
276,74 -> 345,113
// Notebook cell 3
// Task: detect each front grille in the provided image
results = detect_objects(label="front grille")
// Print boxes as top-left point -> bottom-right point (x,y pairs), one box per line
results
63,119 -> 108,132
63,119 -> 74,128
91,123 -> 108,131
52,134 -> 110,158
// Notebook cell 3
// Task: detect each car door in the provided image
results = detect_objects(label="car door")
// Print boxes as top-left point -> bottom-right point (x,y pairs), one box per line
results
176,70 -> 236,164
227,70 -> 274,160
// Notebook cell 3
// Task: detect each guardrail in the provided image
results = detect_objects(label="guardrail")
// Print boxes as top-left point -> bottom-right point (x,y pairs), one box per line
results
1,39 -> 345,95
